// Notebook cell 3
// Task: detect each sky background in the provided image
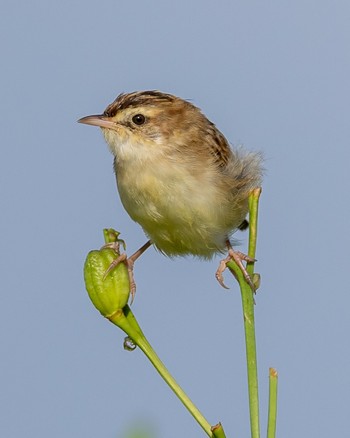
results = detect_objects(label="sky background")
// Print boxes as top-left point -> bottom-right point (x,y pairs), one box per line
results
1,1 -> 349,437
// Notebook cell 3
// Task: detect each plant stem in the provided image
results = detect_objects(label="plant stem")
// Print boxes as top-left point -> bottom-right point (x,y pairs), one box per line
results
108,308 -> 214,437
267,368 -> 278,438
227,187 -> 262,438
137,336 -> 213,437
240,277 -> 260,438
211,422 -> 227,438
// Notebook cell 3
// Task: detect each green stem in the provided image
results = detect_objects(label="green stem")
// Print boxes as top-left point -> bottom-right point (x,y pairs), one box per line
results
240,277 -> 260,438
137,336 -> 213,436
228,187 -> 262,438
108,308 -> 214,437
211,422 -> 227,438
267,368 -> 278,438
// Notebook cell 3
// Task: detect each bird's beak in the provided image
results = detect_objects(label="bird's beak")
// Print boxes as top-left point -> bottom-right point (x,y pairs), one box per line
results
77,114 -> 116,130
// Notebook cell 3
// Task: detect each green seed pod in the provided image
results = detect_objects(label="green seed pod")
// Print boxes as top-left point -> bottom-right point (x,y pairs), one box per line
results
84,248 -> 130,317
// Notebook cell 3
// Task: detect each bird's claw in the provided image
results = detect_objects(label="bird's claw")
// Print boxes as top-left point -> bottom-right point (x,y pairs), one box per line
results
101,245 -> 137,304
216,249 -> 256,292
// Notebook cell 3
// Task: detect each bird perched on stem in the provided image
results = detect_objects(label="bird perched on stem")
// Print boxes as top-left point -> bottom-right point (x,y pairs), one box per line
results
79,91 -> 263,299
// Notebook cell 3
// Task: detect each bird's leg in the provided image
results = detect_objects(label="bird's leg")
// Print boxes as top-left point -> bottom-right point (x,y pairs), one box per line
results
215,239 -> 256,291
102,240 -> 152,303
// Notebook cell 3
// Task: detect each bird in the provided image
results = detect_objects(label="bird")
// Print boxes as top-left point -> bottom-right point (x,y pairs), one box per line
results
78,90 -> 263,298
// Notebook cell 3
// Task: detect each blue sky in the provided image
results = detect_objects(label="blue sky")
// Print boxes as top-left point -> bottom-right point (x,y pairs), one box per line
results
1,1 -> 349,437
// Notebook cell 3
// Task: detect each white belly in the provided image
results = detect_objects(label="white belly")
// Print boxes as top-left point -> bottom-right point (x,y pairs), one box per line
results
115,159 -> 246,258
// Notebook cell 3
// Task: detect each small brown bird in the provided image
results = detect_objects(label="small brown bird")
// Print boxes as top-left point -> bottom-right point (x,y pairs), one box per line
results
79,91 -> 263,296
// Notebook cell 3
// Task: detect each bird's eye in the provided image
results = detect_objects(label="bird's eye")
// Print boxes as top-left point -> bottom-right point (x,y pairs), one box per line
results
132,114 -> 146,125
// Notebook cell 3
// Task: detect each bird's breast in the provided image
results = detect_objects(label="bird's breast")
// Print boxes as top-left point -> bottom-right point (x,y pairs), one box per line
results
114,158 -> 247,258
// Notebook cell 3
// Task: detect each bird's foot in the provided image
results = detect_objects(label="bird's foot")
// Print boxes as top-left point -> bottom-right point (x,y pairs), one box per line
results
103,251 -> 137,303
102,240 -> 152,304
215,248 -> 256,291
